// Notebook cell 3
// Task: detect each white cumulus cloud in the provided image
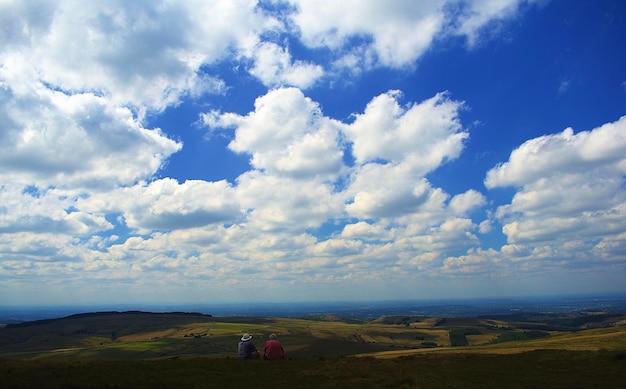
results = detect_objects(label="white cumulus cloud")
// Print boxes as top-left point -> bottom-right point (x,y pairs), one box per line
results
247,42 -> 324,88
486,116 -> 626,255
206,87 -> 345,179
282,0 -> 535,69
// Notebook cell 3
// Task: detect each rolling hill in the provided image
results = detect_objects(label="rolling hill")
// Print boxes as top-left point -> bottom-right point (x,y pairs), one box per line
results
1,310 -> 625,360
1,310 -> 625,388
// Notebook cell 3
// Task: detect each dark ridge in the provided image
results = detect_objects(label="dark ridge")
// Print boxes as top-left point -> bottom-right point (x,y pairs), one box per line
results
370,316 -> 426,325
4,311 -> 212,329
297,315 -> 365,324
477,311 -> 622,330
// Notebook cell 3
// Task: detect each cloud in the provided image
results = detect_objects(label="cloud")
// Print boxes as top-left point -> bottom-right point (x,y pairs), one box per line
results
0,0 -> 56,49
205,87 -> 345,180
443,248 -> 502,275
593,232 -> 626,260
341,222 -> 390,241
206,87 -> 478,229
283,0 -> 445,68
408,217 -> 481,252
6,0 -> 618,305
0,83 -> 181,190
0,0 -> 277,114
234,170 -> 344,232
449,190 -> 487,214
308,239 -> 364,257
343,91 -> 471,219
0,185 -> 111,235
1,0 -> 538,118
344,91 -> 467,170
0,0 -> 527,200
452,0 -> 534,47
2,73 -> 487,301
282,0 -> 535,69
247,42 -> 324,88
79,178 -> 242,233
202,87 -> 486,268
345,169 -> 434,219
485,117 -> 626,189
486,116 -> 626,252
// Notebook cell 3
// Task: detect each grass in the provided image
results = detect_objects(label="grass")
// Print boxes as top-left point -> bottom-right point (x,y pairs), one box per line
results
1,349 -> 625,388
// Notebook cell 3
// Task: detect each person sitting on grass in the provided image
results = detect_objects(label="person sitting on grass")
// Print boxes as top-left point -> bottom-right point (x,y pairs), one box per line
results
263,333 -> 285,360
237,333 -> 258,359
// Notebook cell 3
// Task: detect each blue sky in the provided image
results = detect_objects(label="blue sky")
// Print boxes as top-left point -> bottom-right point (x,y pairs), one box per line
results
1,0 -> 626,306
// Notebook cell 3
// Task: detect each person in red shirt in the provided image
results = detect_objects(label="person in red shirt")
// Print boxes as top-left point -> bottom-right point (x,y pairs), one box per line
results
263,333 -> 285,360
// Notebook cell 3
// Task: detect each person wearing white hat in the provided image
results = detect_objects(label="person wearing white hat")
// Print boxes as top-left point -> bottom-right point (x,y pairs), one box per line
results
237,333 -> 258,359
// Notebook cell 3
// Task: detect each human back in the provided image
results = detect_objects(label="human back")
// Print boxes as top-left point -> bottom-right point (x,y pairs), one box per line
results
263,333 -> 285,360
237,333 -> 257,359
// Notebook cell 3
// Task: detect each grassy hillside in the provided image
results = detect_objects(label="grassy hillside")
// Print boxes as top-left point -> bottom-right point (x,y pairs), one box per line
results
1,310 -> 625,360
1,349 -> 625,388
1,311 -> 625,387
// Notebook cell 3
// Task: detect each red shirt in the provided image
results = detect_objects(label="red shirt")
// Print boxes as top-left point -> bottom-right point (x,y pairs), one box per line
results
264,339 -> 284,360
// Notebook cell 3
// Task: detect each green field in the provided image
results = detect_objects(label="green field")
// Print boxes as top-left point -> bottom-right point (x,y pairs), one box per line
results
1,311 -> 625,387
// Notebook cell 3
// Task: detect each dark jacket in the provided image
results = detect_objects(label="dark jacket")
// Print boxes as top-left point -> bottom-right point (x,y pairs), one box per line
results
237,340 -> 257,359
